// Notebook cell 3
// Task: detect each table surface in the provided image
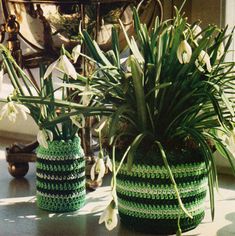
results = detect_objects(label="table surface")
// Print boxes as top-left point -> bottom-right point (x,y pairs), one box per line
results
0,137 -> 235,236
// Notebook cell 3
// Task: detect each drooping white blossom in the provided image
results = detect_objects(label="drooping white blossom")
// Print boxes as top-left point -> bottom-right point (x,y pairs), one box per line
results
90,158 -> 106,182
192,25 -> 203,40
44,55 -> 77,80
72,44 -> 82,63
0,101 -> 30,123
105,156 -> 113,173
196,50 -> 212,72
94,117 -> 107,134
78,84 -> 92,106
219,129 -> 235,154
177,40 -> 192,64
99,200 -> 118,231
37,129 -> 53,149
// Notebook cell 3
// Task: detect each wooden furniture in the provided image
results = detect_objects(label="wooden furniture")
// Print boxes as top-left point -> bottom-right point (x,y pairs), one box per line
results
0,0 -> 162,177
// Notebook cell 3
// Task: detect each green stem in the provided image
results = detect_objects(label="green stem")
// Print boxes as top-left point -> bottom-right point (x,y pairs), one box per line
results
42,110 -> 113,129
12,60 -> 39,95
155,140 -> 192,219
115,146 -> 131,175
14,96 -> 114,111
1,53 -> 21,92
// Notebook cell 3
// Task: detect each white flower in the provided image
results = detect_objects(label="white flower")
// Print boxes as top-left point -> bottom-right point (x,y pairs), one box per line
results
72,44 -> 81,63
70,113 -> 85,128
220,129 -> 235,154
196,50 -> 212,72
16,104 -> 30,120
120,56 -> 131,73
90,158 -> 106,181
192,25 -> 202,40
44,55 -> 77,80
99,200 -> 118,231
177,40 -> 192,64
94,117 -> 107,133
0,69 -> 4,92
227,132 -> 235,154
0,101 -> 30,123
216,43 -> 224,61
37,129 -> 53,149
96,21 -> 112,46
126,56 -> 132,73
79,84 -> 92,106
106,156 -> 113,172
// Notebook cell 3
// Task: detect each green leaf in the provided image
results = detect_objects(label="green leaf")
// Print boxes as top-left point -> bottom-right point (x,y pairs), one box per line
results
206,81 -> 234,116
82,31 -> 112,66
205,92 -> 226,126
127,133 -> 146,172
208,171 -> 215,220
208,130 -> 235,175
130,55 -> 147,131
111,27 -> 120,68
145,82 -> 172,99
108,104 -> 130,145
119,19 -> 144,64
182,127 -> 217,220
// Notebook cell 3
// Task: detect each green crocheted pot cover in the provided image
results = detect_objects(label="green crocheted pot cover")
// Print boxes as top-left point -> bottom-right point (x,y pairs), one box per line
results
36,137 -> 85,212
116,152 -> 208,234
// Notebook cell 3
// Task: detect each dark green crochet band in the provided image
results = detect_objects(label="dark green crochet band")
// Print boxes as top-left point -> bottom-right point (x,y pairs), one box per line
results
116,158 -> 208,234
36,137 -> 85,212
119,211 -> 205,234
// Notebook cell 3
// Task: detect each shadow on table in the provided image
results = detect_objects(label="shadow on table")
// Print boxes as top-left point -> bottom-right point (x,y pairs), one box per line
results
216,212 -> 235,236
8,178 -> 31,197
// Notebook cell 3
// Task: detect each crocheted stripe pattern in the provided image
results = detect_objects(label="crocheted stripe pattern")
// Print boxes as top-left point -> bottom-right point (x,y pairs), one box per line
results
116,160 -> 208,234
36,138 -> 84,161
36,137 -> 85,212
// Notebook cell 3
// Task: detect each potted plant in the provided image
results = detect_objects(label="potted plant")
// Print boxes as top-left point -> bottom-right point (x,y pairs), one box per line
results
76,3 -> 235,234
0,44 -> 113,212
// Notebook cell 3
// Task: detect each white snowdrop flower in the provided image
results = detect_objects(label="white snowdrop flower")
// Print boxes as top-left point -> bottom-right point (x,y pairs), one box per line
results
72,44 -> 81,63
106,156 -> 113,172
78,84 -> 93,106
37,129 -> 53,149
192,25 -> 203,40
90,158 -> 106,182
0,101 -> 30,123
99,200 -> 118,231
220,128 -> 235,154
177,40 -> 192,64
44,55 -> 77,80
196,50 -> 212,72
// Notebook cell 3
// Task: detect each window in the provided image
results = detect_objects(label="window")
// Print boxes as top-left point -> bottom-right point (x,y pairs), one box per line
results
224,0 -> 235,61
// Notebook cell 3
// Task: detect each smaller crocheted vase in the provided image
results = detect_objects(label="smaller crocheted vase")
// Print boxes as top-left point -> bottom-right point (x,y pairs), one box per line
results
116,150 -> 208,234
36,137 -> 85,212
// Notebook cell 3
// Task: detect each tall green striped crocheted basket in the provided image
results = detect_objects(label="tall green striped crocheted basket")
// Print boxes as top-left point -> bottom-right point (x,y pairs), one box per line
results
116,149 -> 208,234
36,137 -> 85,212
